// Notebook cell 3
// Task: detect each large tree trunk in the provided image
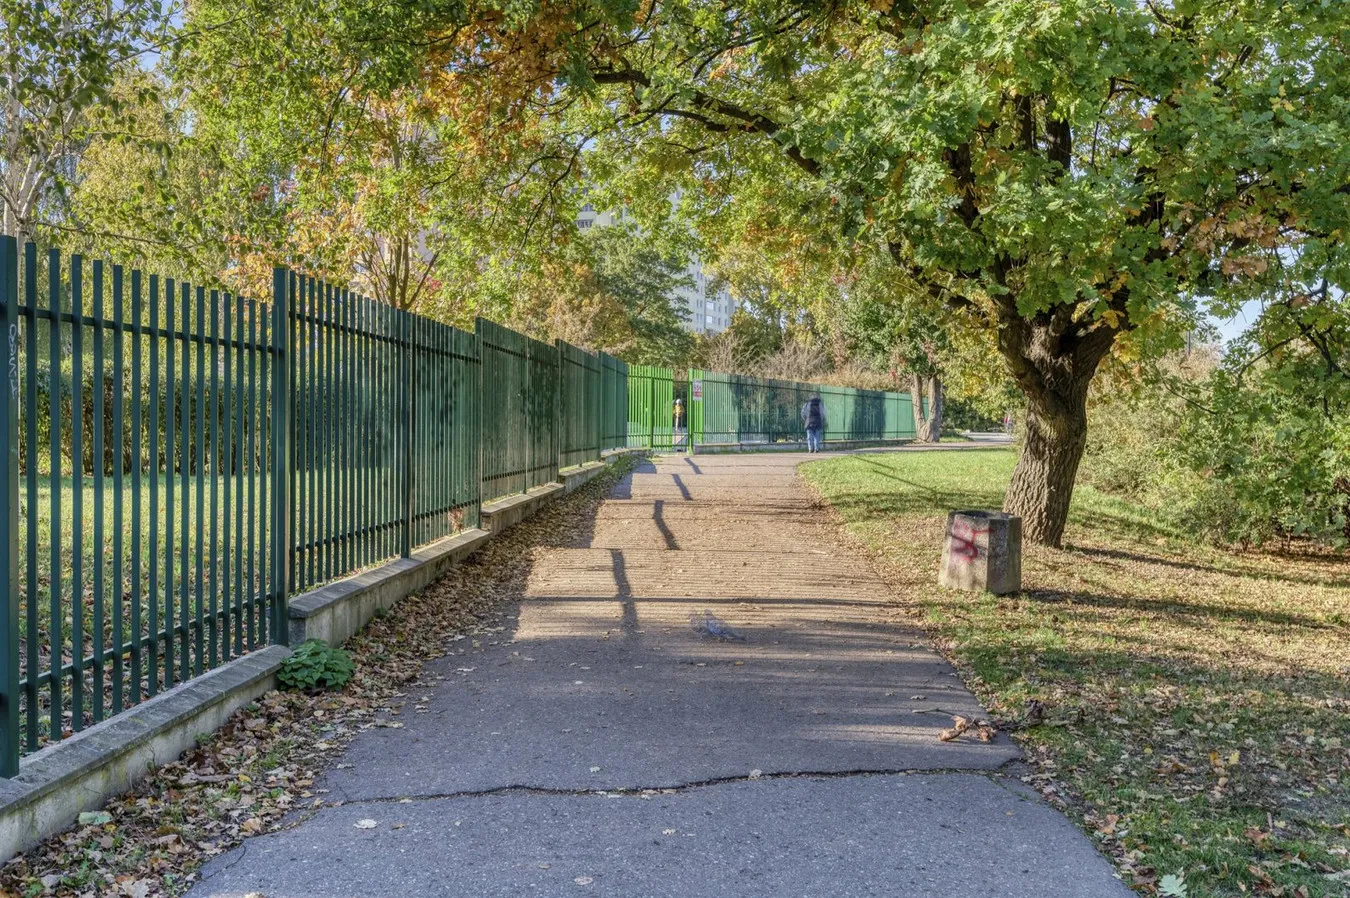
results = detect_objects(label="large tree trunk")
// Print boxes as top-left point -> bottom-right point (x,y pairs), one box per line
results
1003,386 -> 1089,548
911,374 -> 944,443
995,310 -> 1118,548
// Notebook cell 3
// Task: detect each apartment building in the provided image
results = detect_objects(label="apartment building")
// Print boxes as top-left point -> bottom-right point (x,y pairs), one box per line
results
576,203 -> 736,335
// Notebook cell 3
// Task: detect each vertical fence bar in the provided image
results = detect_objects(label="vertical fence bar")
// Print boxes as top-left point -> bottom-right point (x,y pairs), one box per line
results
70,256 -> 85,731
233,294 -> 244,658
22,244 -> 37,747
360,297 -> 370,563
194,286 -> 206,676
111,265 -> 125,714
221,292 -> 234,661
399,309 -> 412,557
380,302 -> 390,555
178,282 -> 190,684
359,294 -> 367,553
259,297 -> 270,643
209,289 -> 220,669
68,253 -> 86,729
322,283 -> 332,580
47,250 -> 63,739
346,288 -> 355,570
246,299 -> 257,650
91,260 -> 105,723
292,274 -> 304,593
0,236 -> 19,774
270,269 -> 292,646
163,278 -> 175,689
340,289 -> 349,570
131,271 -> 145,700
305,277 -> 316,588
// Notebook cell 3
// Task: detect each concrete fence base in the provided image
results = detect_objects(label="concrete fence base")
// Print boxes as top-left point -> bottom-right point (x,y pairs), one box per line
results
0,647 -> 288,863
0,449 -> 643,863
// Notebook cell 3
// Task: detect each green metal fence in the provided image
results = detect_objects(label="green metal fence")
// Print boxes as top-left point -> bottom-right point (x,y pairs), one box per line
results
600,353 -> 628,453
558,340 -> 602,469
558,342 -> 628,469
478,318 -> 560,501
0,241 -> 290,770
689,370 -> 917,444
0,238 -> 496,776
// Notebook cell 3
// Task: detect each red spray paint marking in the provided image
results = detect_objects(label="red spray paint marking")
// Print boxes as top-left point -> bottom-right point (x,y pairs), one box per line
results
949,520 -> 989,564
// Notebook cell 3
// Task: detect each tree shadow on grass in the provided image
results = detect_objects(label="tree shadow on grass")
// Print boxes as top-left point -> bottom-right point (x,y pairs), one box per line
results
1068,545 -> 1350,590
1019,587 -> 1343,635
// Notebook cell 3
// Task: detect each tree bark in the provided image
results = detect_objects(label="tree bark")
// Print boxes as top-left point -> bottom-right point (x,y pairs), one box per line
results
1003,387 -> 1089,548
996,312 -> 1114,548
911,373 -> 944,443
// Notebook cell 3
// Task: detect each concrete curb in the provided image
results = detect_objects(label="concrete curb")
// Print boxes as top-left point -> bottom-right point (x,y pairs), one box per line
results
482,484 -> 566,532
288,528 -> 493,647
0,449 -> 643,864
0,646 -> 288,862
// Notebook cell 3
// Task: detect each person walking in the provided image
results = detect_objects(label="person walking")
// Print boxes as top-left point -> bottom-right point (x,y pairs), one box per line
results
801,394 -> 825,453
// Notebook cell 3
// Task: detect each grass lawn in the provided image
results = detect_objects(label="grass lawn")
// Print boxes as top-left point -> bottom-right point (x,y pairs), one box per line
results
801,449 -> 1349,898
16,468 -> 454,750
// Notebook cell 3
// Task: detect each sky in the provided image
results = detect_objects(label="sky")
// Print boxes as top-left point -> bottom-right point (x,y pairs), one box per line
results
1211,298 -> 1263,345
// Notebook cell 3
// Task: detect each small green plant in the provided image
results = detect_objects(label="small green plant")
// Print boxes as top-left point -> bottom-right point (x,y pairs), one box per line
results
278,640 -> 354,691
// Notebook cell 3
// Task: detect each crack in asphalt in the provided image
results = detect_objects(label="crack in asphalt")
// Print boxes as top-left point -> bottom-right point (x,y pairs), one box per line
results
318,760 -> 1025,808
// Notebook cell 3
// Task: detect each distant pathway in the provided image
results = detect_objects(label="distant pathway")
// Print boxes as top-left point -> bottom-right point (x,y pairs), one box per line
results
189,451 -> 1130,897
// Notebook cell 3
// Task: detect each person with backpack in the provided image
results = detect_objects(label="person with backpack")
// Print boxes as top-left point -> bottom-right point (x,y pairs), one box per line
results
801,394 -> 826,453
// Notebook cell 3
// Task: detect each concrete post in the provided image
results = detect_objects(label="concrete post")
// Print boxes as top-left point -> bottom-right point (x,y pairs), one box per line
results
938,510 -> 1022,595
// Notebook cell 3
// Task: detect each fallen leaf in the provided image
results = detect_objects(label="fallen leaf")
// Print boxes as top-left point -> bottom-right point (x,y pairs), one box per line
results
117,883 -> 154,898
1158,872 -> 1187,897
939,715 -> 972,742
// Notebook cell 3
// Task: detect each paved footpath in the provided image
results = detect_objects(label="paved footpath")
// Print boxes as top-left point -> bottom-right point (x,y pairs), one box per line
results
190,452 -> 1131,898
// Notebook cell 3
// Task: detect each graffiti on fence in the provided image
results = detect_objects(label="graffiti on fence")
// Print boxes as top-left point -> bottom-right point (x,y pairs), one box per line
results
7,324 -> 16,399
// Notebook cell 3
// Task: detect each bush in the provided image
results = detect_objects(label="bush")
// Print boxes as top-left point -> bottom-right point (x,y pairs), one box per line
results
278,640 -> 354,691
1080,338 -> 1350,550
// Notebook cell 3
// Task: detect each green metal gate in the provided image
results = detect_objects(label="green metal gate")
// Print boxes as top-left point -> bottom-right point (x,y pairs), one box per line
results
627,365 -> 679,451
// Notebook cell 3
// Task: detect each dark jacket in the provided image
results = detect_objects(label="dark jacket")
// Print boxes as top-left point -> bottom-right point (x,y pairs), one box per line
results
801,398 -> 824,430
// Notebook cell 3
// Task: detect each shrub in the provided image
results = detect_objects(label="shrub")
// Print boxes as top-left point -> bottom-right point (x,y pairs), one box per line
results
1081,336 -> 1350,550
278,639 -> 354,691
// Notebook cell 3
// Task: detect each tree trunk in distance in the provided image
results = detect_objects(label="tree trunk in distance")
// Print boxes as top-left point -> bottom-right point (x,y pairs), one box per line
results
911,374 -> 944,443
920,375 -> 944,442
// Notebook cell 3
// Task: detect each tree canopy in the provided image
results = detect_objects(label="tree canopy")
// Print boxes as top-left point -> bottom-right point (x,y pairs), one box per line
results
15,0 -> 1349,546
173,0 -> 1350,543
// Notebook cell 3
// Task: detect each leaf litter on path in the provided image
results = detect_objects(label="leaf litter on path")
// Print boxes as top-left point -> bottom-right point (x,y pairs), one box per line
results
0,462 -> 636,898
